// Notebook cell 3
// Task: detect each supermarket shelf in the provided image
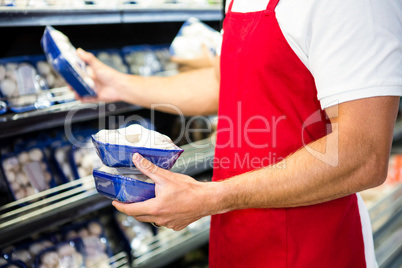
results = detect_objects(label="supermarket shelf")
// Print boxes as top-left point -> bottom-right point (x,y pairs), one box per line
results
0,138 -> 215,247
370,184 -> 402,234
122,6 -> 222,24
110,251 -> 130,268
375,211 -> 402,268
369,184 -> 402,267
0,5 -> 222,27
133,216 -> 210,268
0,98 -> 142,139
393,119 -> 402,141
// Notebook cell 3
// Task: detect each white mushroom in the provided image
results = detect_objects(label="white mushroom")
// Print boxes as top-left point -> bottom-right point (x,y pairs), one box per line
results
74,150 -> 83,163
6,170 -> 16,182
66,230 -> 78,240
29,148 -> 43,161
62,163 -> 71,175
37,61 -> 51,75
5,69 -> 17,82
41,240 -> 53,249
5,63 -> 18,70
97,52 -> 109,62
16,172 -> 29,186
55,149 -> 66,163
18,151 -> 30,164
57,244 -> 76,257
29,242 -> 46,256
74,252 -> 84,267
78,228 -> 89,238
12,249 -> 31,263
88,222 -> 103,237
0,78 -> 18,97
44,171 -> 52,183
111,54 -> 123,65
3,157 -> 19,172
41,251 -> 59,267
25,187 -> 36,196
77,167 -> 87,178
40,162 -> 47,171
81,154 -> 93,169
46,73 -> 55,87
14,189 -> 26,200
9,182 -> 20,192
0,258 -> 7,265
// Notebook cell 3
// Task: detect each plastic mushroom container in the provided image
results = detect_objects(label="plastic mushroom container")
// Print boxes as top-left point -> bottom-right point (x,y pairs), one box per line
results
41,26 -> 96,97
91,124 -> 183,169
93,165 -> 155,203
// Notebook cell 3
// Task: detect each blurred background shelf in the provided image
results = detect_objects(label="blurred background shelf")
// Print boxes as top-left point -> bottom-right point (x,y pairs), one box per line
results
0,5 -> 222,27
0,98 -> 142,139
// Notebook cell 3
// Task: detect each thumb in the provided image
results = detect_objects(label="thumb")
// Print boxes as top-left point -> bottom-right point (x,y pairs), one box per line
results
132,153 -> 168,184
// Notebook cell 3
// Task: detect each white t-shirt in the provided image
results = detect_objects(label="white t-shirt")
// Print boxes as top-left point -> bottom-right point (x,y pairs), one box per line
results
224,0 -> 402,109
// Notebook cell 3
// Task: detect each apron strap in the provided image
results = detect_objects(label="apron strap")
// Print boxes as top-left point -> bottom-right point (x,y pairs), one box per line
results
227,0 -> 234,13
267,0 -> 280,11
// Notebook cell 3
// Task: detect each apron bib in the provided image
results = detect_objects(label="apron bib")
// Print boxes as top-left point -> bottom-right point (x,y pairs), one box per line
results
210,0 -> 367,267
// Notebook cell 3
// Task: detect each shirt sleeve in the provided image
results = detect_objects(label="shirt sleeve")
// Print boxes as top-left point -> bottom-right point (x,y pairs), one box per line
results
307,0 -> 402,109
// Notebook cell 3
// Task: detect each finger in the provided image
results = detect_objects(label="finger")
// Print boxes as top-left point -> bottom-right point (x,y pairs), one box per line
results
134,215 -> 157,223
86,65 -> 95,79
112,199 -> 156,217
77,48 -> 99,66
132,153 -> 170,183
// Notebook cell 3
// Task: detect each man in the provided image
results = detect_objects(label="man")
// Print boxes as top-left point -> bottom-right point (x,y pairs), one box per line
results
75,0 -> 402,266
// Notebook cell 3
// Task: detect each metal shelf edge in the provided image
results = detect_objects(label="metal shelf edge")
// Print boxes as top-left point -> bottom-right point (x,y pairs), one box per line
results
0,101 -> 142,139
0,7 -> 222,27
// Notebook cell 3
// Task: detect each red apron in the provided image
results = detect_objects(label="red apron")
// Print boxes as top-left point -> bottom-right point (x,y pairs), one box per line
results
210,0 -> 367,267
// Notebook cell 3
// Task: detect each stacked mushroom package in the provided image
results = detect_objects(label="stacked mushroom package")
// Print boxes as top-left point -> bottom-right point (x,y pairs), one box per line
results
91,125 -> 183,203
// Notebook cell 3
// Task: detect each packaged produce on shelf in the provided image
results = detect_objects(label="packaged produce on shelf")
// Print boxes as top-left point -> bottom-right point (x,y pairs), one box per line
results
92,124 -> 183,169
8,239 -> 55,268
0,260 -> 27,268
153,46 -> 178,74
0,258 -> 7,266
62,221 -> 111,268
2,0 -> 220,7
70,138 -> 103,180
51,143 -> 75,183
122,45 -> 177,76
114,211 -> 154,257
1,147 -> 56,201
95,50 -> 128,74
34,60 -> 66,90
41,26 -> 96,97
170,17 -> 222,59
35,238 -> 85,268
0,59 -> 53,113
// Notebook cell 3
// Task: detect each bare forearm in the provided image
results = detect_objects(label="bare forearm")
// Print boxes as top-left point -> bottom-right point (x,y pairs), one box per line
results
119,68 -> 219,116
214,130 -> 383,212
209,97 -> 398,214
